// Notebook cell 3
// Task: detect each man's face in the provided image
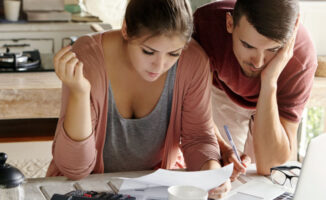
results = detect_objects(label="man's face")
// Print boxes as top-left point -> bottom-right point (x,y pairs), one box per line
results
226,14 -> 283,78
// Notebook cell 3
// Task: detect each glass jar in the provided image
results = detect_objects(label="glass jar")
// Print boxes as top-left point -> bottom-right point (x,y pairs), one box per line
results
0,152 -> 25,200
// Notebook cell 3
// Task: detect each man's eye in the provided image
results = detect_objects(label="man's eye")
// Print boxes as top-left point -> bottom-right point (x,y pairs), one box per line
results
142,49 -> 154,55
269,48 -> 280,53
243,43 -> 253,49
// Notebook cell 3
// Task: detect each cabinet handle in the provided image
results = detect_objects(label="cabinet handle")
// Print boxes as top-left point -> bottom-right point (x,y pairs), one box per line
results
2,44 -> 31,48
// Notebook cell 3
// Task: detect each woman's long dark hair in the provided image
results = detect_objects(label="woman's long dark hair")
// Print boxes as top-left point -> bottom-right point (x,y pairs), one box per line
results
124,0 -> 193,42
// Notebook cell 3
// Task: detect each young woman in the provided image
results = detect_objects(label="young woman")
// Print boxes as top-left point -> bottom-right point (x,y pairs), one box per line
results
47,0 -> 230,198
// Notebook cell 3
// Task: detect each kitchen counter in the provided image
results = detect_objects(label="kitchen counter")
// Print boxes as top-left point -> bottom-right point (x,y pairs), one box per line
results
0,71 -> 326,120
310,56 -> 326,107
308,77 -> 326,107
0,72 -> 61,119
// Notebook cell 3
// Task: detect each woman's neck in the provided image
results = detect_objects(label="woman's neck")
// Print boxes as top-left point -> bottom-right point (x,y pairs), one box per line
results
103,31 -> 133,71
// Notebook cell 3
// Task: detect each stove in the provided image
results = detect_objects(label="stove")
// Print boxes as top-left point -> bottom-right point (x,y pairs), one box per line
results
0,46 -> 54,73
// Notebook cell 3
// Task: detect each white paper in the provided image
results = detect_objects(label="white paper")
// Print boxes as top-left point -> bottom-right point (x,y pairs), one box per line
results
120,186 -> 169,200
237,180 -> 285,199
224,192 -> 264,200
118,164 -> 233,200
223,180 -> 285,200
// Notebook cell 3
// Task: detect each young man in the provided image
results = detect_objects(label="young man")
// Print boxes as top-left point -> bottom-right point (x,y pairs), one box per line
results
193,0 -> 317,176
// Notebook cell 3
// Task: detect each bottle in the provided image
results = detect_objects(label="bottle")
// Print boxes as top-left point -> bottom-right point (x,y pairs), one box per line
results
0,152 -> 25,200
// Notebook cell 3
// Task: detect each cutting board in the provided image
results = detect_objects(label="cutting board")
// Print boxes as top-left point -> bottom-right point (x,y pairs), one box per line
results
316,56 -> 326,77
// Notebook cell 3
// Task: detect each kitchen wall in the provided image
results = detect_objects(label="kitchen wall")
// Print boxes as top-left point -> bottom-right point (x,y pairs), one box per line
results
83,0 -> 127,29
85,0 -> 215,29
189,0 -> 215,11
300,0 -> 326,55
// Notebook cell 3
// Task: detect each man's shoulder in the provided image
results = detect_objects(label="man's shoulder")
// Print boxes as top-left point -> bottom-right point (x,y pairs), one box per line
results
193,0 -> 234,72
278,24 -> 317,94
195,0 -> 235,12
194,0 -> 235,20
291,23 -> 318,70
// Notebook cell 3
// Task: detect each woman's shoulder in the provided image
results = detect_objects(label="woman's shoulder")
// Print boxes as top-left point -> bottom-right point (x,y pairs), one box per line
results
72,30 -> 118,53
71,33 -> 108,85
181,39 -> 208,59
178,39 -> 210,74
72,33 -> 103,60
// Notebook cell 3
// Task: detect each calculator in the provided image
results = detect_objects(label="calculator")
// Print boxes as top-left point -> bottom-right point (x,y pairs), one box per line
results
50,190 -> 136,200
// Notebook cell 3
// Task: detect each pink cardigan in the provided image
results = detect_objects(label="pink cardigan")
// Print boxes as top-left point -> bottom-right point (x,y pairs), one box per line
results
46,32 -> 220,180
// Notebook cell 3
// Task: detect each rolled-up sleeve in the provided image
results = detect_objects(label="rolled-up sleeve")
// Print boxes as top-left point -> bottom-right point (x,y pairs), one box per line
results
52,83 -> 98,180
51,36 -> 101,180
179,40 -> 221,171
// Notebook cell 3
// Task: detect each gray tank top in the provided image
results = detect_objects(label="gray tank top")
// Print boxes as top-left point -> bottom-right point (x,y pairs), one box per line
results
103,63 -> 177,172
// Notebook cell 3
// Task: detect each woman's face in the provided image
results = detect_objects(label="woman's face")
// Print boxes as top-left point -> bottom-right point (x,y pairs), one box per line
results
126,33 -> 186,82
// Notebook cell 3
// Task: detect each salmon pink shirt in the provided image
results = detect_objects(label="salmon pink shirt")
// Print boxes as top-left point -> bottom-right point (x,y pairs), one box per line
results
46,33 -> 220,180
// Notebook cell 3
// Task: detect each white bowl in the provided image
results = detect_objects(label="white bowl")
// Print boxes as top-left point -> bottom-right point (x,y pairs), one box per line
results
168,185 -> 208,200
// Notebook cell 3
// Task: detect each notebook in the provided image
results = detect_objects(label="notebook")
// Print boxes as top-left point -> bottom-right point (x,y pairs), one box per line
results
224,133 -> 326,200
289,133 -> 326,200
269,133 -> 326,200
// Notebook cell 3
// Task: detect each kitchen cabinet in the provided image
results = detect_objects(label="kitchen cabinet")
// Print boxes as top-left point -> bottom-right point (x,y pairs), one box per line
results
0,38 -> 54,69
0,22 -> 112,119
0,22 -> 111,69
0,22 -> 111,141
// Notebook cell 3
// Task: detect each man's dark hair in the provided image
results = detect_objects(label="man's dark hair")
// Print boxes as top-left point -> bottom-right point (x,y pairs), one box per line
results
233,0 -> 299,43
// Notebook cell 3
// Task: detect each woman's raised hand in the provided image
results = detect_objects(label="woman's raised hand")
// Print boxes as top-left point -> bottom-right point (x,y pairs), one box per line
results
54,46 -> 91,96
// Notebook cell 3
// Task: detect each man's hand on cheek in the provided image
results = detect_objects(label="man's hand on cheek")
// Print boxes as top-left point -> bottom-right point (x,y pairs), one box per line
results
261,18 -> 300,86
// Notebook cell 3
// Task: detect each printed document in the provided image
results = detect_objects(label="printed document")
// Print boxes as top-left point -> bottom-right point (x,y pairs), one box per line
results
118,164 -> 233,200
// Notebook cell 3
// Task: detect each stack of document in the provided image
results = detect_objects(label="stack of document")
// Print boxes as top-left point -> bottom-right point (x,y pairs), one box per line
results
117,164 -> 233,200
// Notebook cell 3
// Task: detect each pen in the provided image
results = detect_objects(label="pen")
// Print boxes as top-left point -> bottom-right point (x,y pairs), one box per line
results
107,181 -> 119,194
223,125 -> 241,162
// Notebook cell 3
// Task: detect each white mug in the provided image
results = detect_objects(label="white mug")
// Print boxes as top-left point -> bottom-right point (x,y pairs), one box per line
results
4,0 -> 21,21
168,185 -> 208,200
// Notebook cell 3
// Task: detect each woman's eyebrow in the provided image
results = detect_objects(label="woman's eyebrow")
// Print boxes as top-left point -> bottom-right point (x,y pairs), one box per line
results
142,44 -> 183,53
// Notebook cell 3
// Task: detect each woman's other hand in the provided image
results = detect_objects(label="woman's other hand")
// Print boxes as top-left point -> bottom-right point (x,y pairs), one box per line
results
221,147 -> 251,181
